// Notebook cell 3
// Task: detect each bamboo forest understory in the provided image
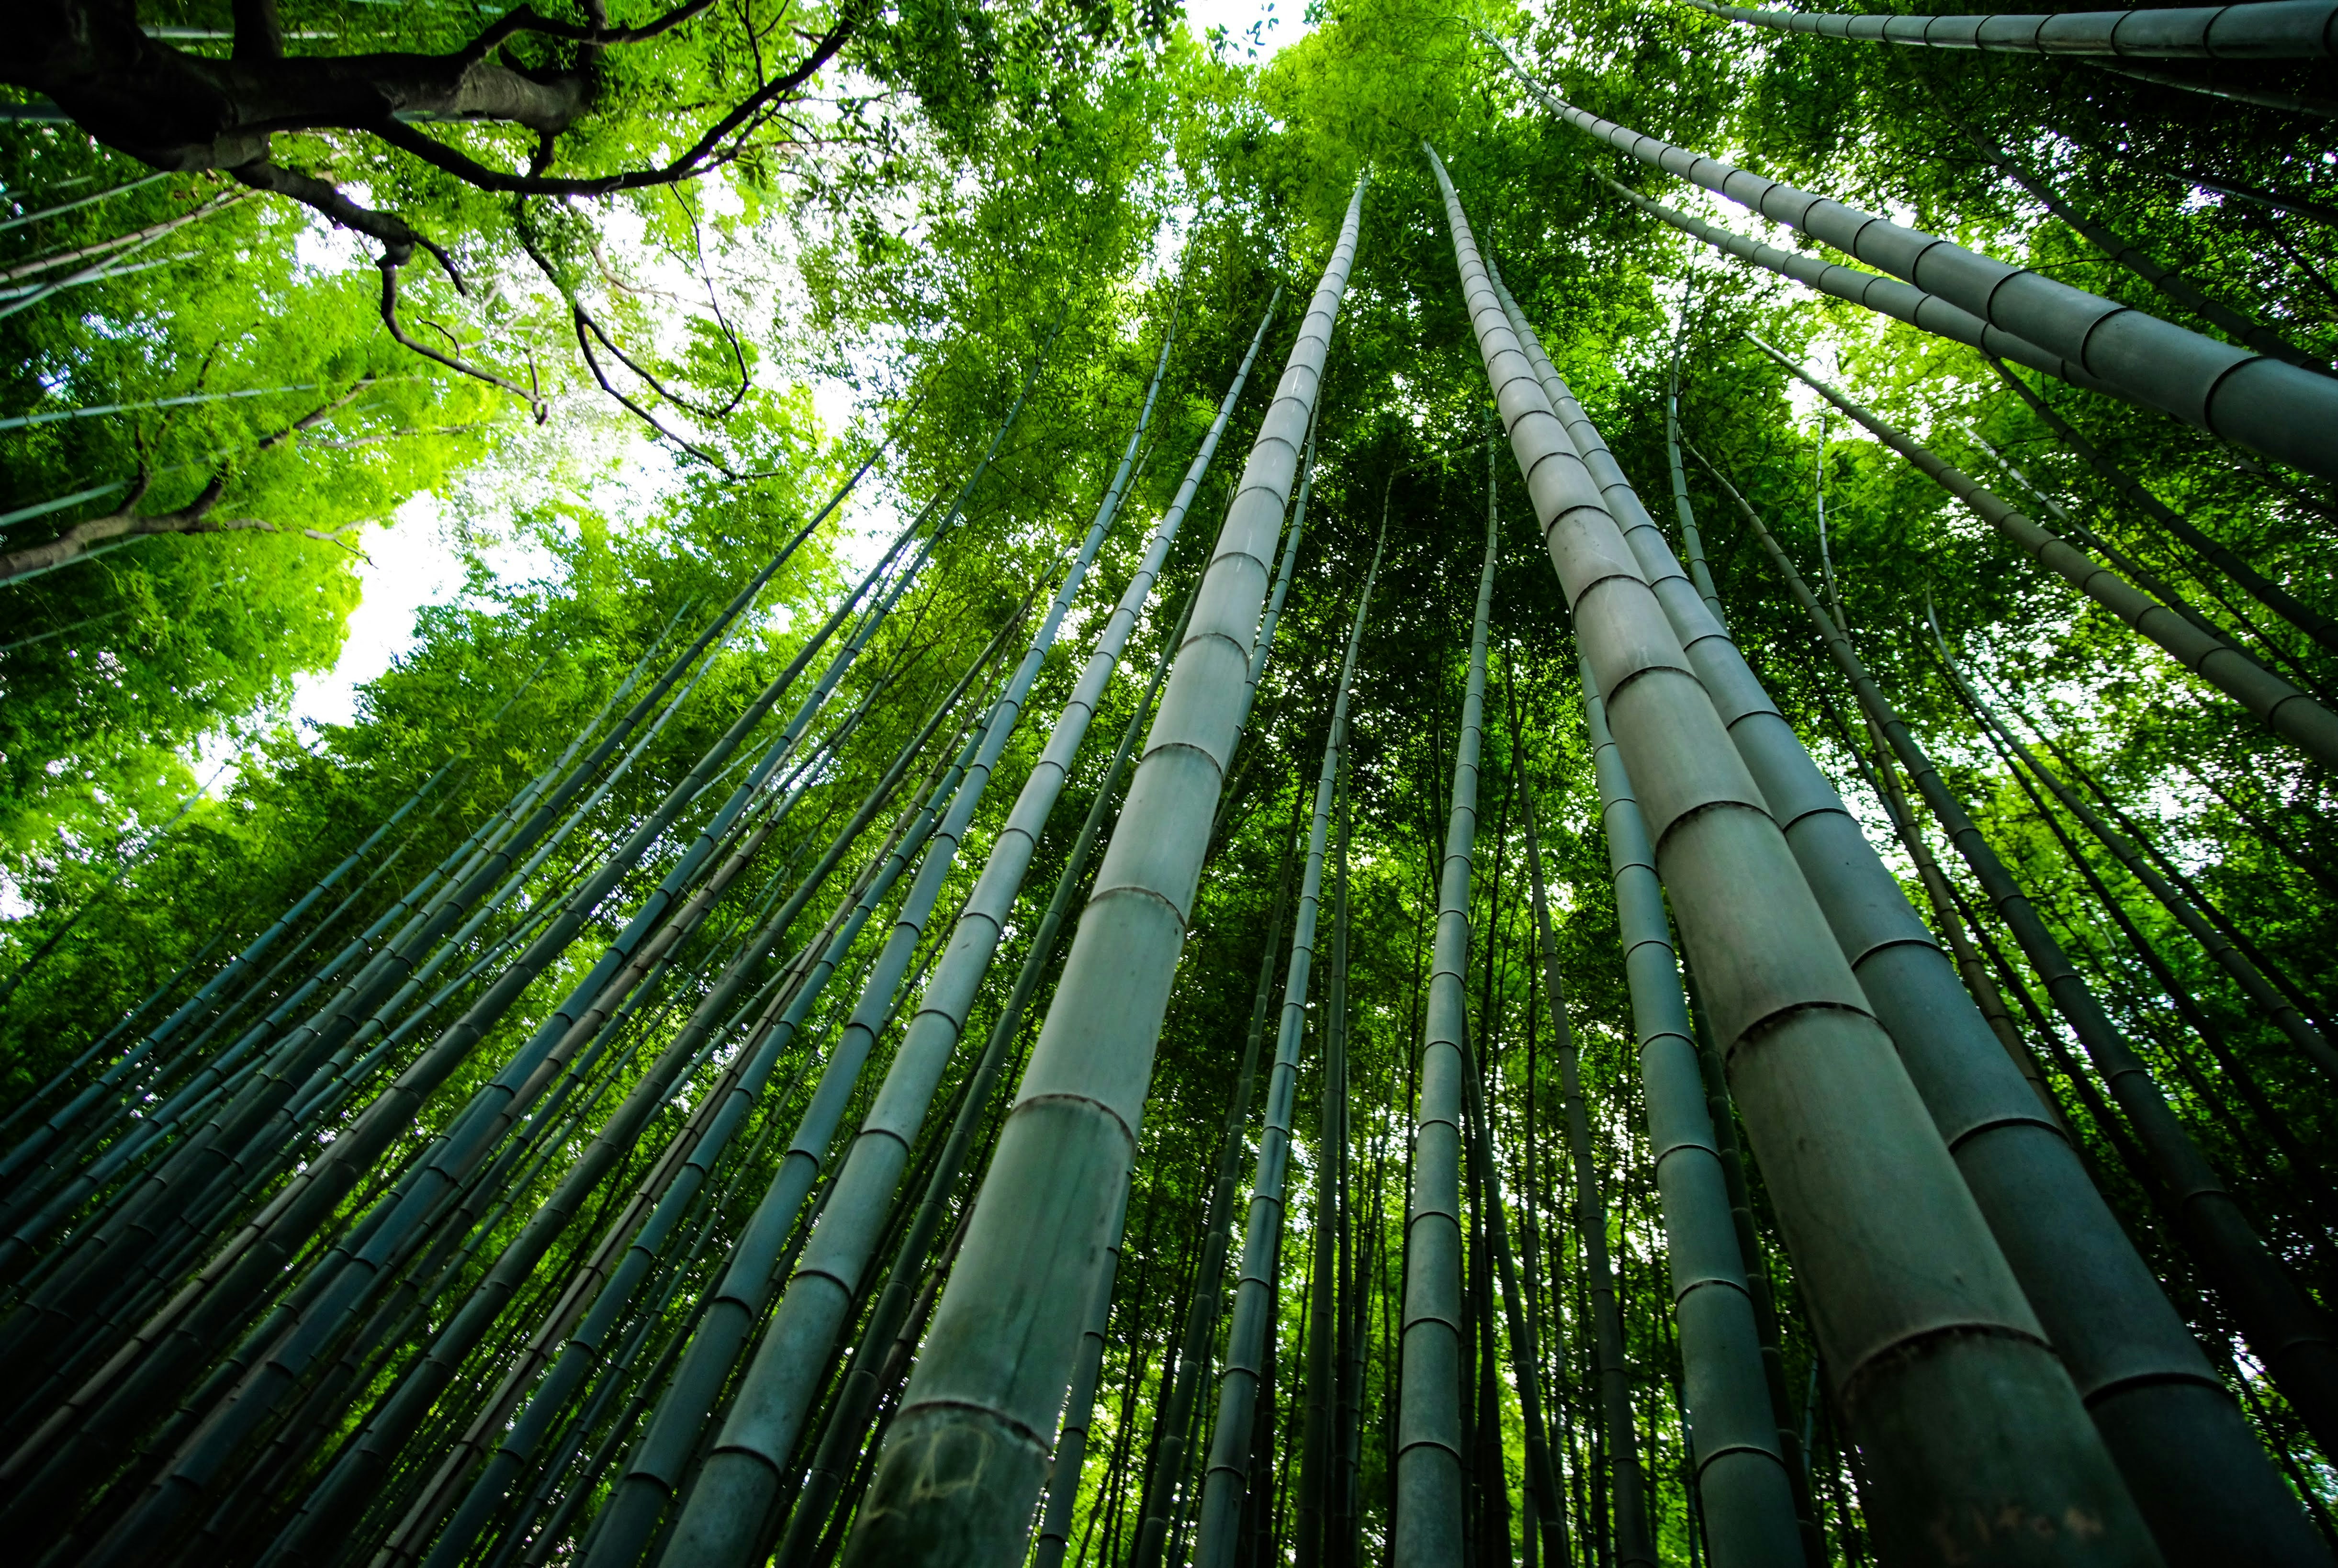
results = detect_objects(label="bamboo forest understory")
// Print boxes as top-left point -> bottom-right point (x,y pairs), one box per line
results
9,0 -> 2338,1565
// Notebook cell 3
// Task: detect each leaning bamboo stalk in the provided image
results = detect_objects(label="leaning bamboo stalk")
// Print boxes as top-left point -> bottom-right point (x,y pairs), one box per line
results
1490,38 -> 2338,482
1429,145 -> 2163,1565
369,642 -> 1016,1568
1673,0 -> 2338,62
1988,360 -> 2338,657
1507,280 -> 2310,1560
617,308 -> 1251,1568
96,685 -> 999,1568
1952,116 -> 2324,371
1576,653 -> 1804,1568
0,585 -> 760,1434
1,522 -> 944,1548
1751,336 -> 2338,773
1604,178 -> 2106,393
1391,448 -> 1498,1568
28,518 -> 877,1337
1192,522 -> 1387,1568
1936,618 -> 2338,1086
833,178 -> 1366,1568
1731,482 -> 2338,1482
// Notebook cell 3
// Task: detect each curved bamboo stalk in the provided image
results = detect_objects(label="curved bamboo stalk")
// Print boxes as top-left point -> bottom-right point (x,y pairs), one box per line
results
1391,433 -> 1497,1568
1730,480 -> 2338,1481
1751,336 -> 2338,773
1489,35 -> 2338,482
1429,143 -> 2161,1567
1673,0 -> 2338,59
268,701 -> 1001,1568
1192,518 -> 1386,1568
832,176 -> 1365,1568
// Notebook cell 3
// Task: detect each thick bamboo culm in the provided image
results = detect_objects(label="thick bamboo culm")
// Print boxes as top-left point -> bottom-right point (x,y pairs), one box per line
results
1428,141 -> 2164,1565
1490,36 -> 2338,482
1576,651 -> 1806,1568
835,174 -> 1367,1568
1696,453 -> 2332,1566
1725,466 -> 2338,1522
1674,0 -> 2338,60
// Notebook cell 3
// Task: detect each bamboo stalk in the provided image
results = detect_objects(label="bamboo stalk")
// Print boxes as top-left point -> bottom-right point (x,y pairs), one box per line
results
1429,144 -> 2161,1566
834,179 -> 1363,1568
1727,470 -> 2338,1531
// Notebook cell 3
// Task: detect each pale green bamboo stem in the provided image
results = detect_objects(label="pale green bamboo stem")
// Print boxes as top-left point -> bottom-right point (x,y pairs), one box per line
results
1392,432 -> 1498,1568
1429,143 -> 2162,1566
1191,520 -> 1387,1568
834,176 -> 1366,1568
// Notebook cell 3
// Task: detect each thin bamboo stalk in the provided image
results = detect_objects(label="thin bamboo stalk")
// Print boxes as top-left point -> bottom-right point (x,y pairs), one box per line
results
1953,115 -> 2325,371
1137,801 -> 1310,1568
1989,360 -> 2338,658
1391,428 -> 1499,1568
1935,622 -> 2338,1086
1192,517 -> 1388,1568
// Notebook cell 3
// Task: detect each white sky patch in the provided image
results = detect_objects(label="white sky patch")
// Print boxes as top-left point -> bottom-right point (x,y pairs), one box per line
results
1182,0 -> 1313,52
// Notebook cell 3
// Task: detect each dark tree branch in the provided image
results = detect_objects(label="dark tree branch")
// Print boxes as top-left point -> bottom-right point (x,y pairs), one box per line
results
232,0 -> 284,62
379,262 -> 548,421
362,7 -> 861,197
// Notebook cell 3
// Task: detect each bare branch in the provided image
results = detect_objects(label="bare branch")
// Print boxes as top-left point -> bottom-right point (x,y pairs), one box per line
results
379,262 -> 548,422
